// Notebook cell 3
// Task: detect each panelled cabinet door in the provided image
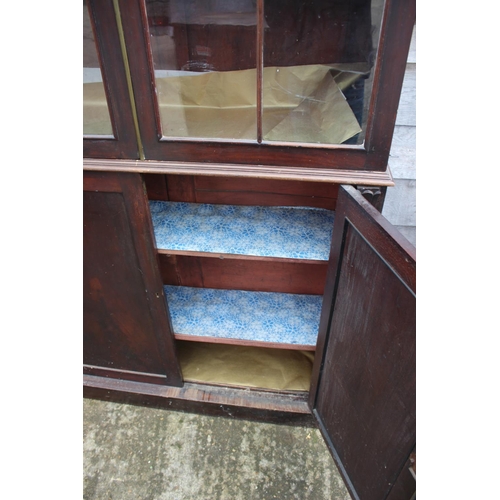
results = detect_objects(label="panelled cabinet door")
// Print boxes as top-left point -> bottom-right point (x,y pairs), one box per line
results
310,185 -> 416,500
83,171 -> 183,386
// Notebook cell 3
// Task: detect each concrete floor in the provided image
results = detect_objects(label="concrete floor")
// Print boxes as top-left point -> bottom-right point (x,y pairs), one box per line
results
83,398 -> 351,500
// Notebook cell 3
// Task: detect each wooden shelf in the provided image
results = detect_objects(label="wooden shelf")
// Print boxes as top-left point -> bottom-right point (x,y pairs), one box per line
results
165,286 -> 322,350
150,201 -> 335,261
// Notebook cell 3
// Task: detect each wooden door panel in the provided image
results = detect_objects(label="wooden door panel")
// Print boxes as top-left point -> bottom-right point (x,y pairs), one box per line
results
310,185 -> 415,500
83,171 -> 183,386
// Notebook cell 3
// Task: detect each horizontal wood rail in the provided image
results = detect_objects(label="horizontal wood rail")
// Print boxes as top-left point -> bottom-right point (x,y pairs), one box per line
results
84,158 -> 394,186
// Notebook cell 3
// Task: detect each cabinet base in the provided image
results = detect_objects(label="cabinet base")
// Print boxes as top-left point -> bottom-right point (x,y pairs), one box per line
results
83,374 -> 316,426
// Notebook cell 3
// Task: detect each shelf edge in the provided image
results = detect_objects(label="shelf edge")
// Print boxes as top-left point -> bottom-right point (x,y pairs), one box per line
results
174,334 -> 316,351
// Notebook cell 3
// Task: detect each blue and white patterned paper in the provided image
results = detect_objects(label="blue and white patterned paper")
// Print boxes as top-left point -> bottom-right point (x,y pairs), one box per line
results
150,201 -> 335,260
165,286 -> 322,347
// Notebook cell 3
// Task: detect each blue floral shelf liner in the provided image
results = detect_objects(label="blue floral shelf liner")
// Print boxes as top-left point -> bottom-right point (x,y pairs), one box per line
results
165,286 -> 322,346
150,201 -> 335,260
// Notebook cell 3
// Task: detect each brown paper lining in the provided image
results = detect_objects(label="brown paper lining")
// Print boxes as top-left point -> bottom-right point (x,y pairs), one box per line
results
156,64 -> 363,143
83,81 -> 113,136
83,64 -> 366,141
177,340 -> 315,392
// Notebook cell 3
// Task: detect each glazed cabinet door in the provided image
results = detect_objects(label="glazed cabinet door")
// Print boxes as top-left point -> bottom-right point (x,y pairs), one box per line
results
310,185 -> 416,500
83,0 -> 139,159
117,0 -> 415,170
83,171 -> 183,386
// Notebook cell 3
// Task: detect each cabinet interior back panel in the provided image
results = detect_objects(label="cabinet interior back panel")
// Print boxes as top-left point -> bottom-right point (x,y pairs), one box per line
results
165,286 -> 322,349
150,201 -> 335,260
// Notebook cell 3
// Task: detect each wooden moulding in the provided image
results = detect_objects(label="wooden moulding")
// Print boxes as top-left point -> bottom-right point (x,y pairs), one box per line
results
83,375 -> 315,426
83,158 -> 394,186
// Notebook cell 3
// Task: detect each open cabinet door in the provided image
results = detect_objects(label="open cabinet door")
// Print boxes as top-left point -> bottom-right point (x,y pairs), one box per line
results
84,171 -> 183,387
309,185 -> 416,500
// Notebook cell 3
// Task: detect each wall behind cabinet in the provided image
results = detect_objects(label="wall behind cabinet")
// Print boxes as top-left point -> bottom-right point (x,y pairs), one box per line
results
382,25 -> 416,247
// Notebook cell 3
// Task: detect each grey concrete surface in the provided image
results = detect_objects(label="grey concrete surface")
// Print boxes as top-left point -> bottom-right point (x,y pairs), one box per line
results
83,398 -> 351,500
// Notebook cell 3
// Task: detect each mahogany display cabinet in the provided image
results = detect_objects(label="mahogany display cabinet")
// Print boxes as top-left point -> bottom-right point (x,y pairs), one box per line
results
83,1 -> 416,498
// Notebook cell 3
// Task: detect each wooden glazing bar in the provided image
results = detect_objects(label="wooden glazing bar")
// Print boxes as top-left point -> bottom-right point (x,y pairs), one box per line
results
364,0 -> 416,166
256,0 -> 264,143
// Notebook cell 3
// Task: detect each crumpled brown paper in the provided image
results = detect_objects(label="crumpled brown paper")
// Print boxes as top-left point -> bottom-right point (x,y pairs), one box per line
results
83,64 -> 366,142
83,81 -> 113,136
155,64 -> 363,143
177,340 -> 314,391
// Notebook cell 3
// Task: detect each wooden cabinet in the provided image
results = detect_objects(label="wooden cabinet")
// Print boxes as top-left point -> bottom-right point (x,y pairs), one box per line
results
83,1 -> 416,498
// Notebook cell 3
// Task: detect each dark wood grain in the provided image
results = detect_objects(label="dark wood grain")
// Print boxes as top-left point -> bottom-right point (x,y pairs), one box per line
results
83,158 -> 395,185
167,24 -> 257,72
158,254 -> 204,288
194,176 -> 338,198
355,185 -> 387,212
160,174 -> 339,209
145,139 -> 371,170
84,375 -> 315,426
83,170 -> 183,386
257,0 -> 264,143
83,364 -> 168,385
308,185 -> 415,500
263,0 -> 372,67
143,173 -> 169,200
194,190 -> 335,209
83,171 -> 122,192
385,452 -> 416,500
118,0 -> 164,155
165,174 -> 196,202
194,176 -> 339,209
310,183 -> 415,400
174,335 -> 316,351
83,0 -> 138,159
153,0 -> 371,71
158,253 -> 328,295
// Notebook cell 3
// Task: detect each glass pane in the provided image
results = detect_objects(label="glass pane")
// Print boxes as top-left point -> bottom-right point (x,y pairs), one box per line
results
83,0 -> 113,136
263,0 -> 384,145
146,0 -> 257,140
